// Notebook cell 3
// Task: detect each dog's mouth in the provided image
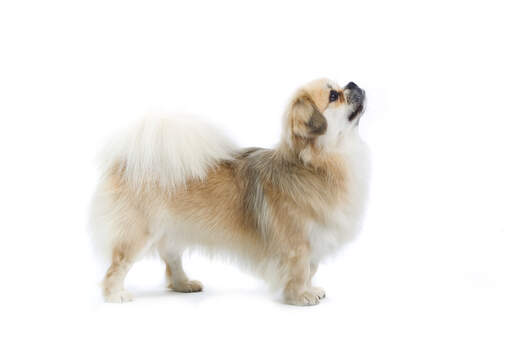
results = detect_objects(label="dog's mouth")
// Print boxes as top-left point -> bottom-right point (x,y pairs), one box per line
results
345,82 -> 366,123
348,99 -> 365,122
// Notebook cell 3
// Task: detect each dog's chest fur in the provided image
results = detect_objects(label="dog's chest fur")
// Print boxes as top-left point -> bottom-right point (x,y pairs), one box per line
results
308,134 -> 370,262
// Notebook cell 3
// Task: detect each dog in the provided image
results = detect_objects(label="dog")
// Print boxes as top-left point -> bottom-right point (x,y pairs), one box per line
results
89,78 -> 370,305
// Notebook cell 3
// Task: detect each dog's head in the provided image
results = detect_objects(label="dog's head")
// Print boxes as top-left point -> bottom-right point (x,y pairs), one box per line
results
282,78 -> 366,156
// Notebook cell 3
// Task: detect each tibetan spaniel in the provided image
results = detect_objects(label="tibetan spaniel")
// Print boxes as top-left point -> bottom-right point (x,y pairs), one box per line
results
89,78 -> 370,305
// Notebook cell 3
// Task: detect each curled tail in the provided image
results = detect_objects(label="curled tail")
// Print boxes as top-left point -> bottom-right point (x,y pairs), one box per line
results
98,115 -> 235,191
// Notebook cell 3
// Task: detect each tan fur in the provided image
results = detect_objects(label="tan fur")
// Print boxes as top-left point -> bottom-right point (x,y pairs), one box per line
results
92,78 -> 369,305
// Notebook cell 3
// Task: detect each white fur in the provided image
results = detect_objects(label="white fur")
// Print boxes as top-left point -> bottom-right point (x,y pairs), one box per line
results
310,130 -> 370,262
98,115 -> 235,191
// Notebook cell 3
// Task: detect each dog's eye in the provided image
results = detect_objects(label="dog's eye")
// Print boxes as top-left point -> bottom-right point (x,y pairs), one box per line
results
329,90 -> 339,102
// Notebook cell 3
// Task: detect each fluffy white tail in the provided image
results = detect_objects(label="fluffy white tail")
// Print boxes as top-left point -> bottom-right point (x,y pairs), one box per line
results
98,115 -> 235,190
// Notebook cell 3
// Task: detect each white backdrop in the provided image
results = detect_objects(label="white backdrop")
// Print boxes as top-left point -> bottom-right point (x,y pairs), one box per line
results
0,0 -> 510,340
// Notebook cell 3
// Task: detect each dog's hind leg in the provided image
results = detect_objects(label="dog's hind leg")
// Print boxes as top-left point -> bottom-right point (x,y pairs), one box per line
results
102,225 -> 150,303
158,246 -> 203,293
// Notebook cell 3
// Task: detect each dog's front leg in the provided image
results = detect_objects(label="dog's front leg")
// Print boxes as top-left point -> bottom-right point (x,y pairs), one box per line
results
283,245 -> 324,306
308,262 -> 326,300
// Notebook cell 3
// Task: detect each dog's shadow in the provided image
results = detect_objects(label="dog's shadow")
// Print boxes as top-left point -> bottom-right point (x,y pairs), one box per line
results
128,285 -> 272,304
127,287 -> 326,308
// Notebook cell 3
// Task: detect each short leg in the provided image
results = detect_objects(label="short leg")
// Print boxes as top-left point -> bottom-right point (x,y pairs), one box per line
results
283,245 -> 322,306
101,221 -> 152,303
160,250 -> 202,293
308,262 -> 326,300
102,247 -> 140,303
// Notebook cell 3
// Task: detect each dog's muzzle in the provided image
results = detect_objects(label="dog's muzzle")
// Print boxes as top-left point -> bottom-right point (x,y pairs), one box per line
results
345,82 -> 366,122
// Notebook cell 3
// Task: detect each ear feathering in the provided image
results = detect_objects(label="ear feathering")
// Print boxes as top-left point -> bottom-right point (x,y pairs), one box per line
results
280,88 -> 329,164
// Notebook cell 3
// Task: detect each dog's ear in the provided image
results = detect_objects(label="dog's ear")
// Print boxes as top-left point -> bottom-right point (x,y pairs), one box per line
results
289,92 -> 327,138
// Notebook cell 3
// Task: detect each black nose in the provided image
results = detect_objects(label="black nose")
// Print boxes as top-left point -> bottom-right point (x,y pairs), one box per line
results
346,82 -> 359,90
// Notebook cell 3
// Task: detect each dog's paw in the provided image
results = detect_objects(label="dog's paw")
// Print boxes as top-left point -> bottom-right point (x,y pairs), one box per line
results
169,280 -> 203,293
285,290 -> 322,306
310,286 -> 326,300
104,290 -> 133,303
